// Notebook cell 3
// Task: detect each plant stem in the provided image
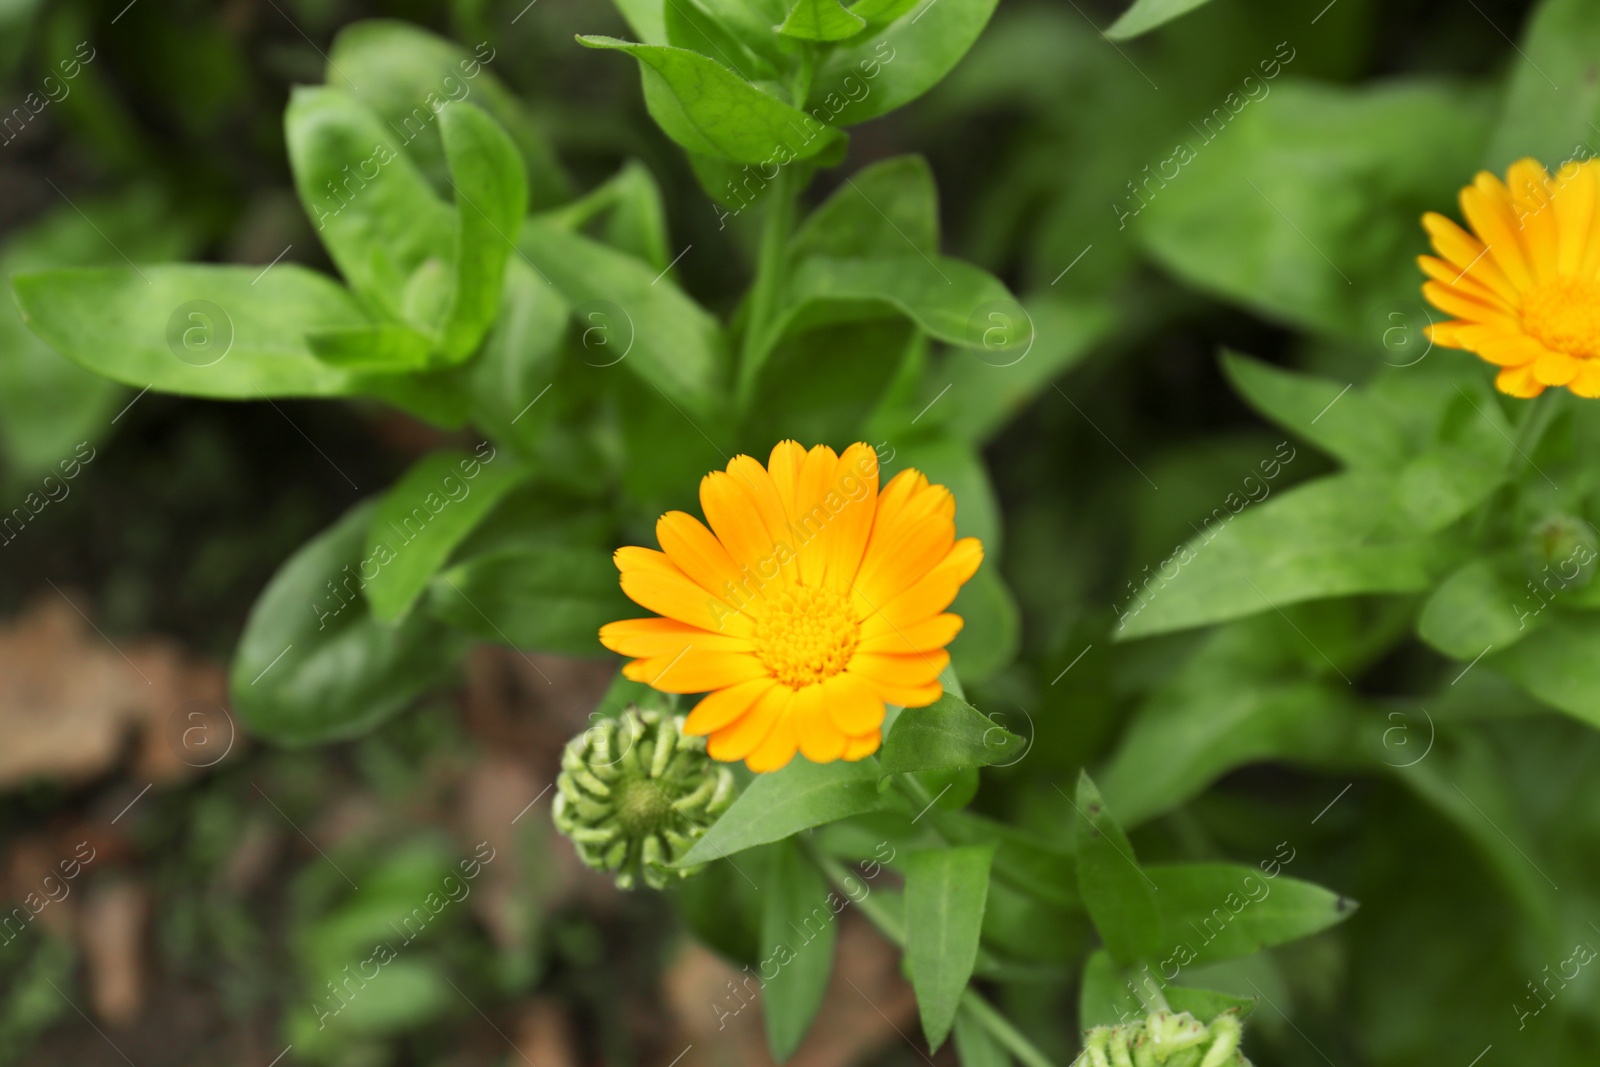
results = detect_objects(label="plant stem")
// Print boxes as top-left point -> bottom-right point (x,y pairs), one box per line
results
957,989 -> 1061,1067
1511,388 -> 1562,471
737,163 -> 798,404
1470,389 -> 1563,545
809,850 -> 1063,1067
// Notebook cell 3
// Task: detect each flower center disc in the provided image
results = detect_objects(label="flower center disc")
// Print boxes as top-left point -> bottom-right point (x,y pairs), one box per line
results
1522,276 -> 1600,359
754,585 -> 860,689
614,778 -> 675,835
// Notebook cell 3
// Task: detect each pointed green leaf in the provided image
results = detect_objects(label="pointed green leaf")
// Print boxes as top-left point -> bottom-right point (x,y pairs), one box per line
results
905,844 -> 994,1050
951,1003 -> 1010,1067
518,218 -> 724,417
879,692 -> 1021,775
1164,985 -> 1257,1023
778,0 -> 867,41
789,155 -> 939,261
679,758 -> 895,865
307,324 -> 435,371
1105,0 -> 1216,40
285,86 -> 456,328
1491,614 -> 1600,730
362,448 -> 529,622
325,20 -> 570,207
665,0 -> 778,82
577,36 -> 845,164
848,0 -> 920,22
1113,472 -> 1438,640
1485,0 -> 1600,168
425,546 -> 631,656
13,265 -> 364,398
809,0 -> 998,126
940,296 -> 1115,444
1418,558 -> 1543,661
1078,949 -> 1142,1029
759,841 -> 837,1061
230,501 -> 465,744
1136,81 -> 1492,342
1074,771 -> 1162,966
0,192 -> 196,476
1221,351 -> 1409,469
1149,863 -> 1357,966
437,102 -> 527,361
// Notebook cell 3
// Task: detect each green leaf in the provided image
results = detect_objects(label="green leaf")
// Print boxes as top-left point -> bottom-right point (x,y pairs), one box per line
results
0,190 -> 196,475
664,0 -> 778,83
940,810 -> 1077,909
879,692 -> 1021,775
1490,614 -> 1600,730
782,255 -> 1019,345
1114,472 -> 1437,640
1100,604 -> 1397,828
437,102 -> 528,361
937,296 -> 1115,445
325,20 -> 571,207
810,0 -> 999,126
466,259 -> 570,451
1105,0 -> 1216,40
746,318 -> 916,446
750,253 -> 1020,395
576,36 -> 846,164
679,757 -> 894,865
946,564 -> 1020,683
950,1003 -> 1010,1067
1418,558 -> 1543,661
426,546 -> 631,656
778,0 -> 866,41
611,0 -> 669,44
1220,351 -> 1409,469
13,265 -> 365,398
1074,771 -> 1161,966
540,161 -> 672,270
1136,80 -> 1492,342
1078,949 -> 1141,1029
361,448 -> 528,622
1164,985 -> 1256,1023
848,0 -> 920,23
306,324 -> 435,371
1149,863 -> 1357,966
1484,0 -> 1600,168
789,155 -> 938,261
230,501 -> 464,744
759,841 -> 837,1061
285,86 -> 456,329
904,844 -> 994,1050
518,218 -> 725,417
1100,677 -> 1365,829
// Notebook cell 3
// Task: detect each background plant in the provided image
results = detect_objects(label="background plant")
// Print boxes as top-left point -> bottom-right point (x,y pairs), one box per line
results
0,0 -> 1597,1064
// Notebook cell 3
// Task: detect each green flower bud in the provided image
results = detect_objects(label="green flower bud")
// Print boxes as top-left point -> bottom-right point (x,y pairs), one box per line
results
552,706 -> 735,891
1524,513 -> 1598,588
1081,1009 -> 1252,1067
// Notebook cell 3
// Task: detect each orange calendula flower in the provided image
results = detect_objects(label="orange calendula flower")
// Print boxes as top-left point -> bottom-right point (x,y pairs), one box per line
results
1420,158 -> 1600,397
599,441 -> 983,773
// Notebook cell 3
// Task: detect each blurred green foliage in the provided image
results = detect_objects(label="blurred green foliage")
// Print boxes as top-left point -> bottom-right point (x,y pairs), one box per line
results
1,0 -> 1599,1065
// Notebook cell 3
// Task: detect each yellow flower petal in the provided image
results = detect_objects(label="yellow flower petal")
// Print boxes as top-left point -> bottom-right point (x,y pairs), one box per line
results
1422,159 -> 1600,398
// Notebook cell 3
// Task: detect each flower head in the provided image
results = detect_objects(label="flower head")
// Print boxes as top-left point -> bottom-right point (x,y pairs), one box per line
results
1421,158 -> 1600,397
552,706 -> 735,890
599,441 -> 983,772
1082,1009 -> 1251,1067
